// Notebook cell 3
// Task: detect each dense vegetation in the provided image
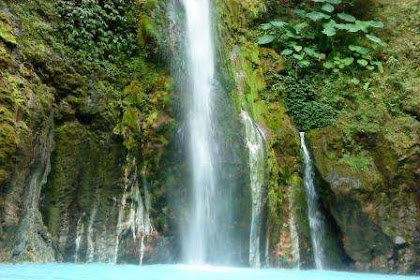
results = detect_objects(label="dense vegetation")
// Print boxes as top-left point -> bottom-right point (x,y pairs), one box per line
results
0,0 -> 418,274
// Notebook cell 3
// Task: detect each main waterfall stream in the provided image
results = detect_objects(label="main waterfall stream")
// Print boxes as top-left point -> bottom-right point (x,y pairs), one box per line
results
181,0 -> 225,264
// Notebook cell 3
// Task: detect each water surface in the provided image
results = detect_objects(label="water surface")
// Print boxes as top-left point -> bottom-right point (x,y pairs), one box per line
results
0,264 -> 417,280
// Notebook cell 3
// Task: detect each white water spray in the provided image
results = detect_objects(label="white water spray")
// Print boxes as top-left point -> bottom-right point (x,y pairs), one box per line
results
182,0 -> 218,264
240,111 -> 266,267
300,132 -> 326,269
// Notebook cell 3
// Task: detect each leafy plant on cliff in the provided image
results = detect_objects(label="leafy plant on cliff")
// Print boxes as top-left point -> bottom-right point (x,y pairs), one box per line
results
57,0 -> 138,62
280,76 -> 336,131
258,0 -> 386,79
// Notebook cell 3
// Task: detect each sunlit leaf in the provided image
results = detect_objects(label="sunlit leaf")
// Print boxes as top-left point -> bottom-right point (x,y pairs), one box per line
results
322,3 -> 335,13
357,59 -> 368,66
366,34 -> 387,46
258,35 -> 275,45
306,11 -> 331,21
281,49 -> 293,56
338,12 -> 356,22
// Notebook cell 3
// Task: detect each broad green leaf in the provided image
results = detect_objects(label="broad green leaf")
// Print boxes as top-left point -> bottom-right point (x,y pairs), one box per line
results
323,61 -> 334,69
322,20 -> 337,36
369,20 -> 384,28
355,20 -> 372,32
281,49 -> 293,56
298,60 -> 311,67
367,65 -> 375,71
350,78 -> 360,85
293,53 -> 304,60
322,3 -> 335,13
304,47 -> 320,58
366,34 -> 387,46
327,0 -> 342,4
260,23 -> 272,30
343,57 -> 354,66
293,45 -> 303,52
322,28 -> 336,36
295,9 -> 307,18
335,23 -> 360,32
372,61 -> 384,73
357,59 -> 368,66
270,21 -> 288,28
306,11 -> 331,21
294,22 -> 309,33
338,12 -> 356,22
258,35 -> 275,45
349,45 -> 370,55
363,82 -> 371,90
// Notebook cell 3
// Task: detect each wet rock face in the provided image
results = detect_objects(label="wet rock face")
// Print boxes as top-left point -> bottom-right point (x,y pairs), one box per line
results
308,128 -> 420,274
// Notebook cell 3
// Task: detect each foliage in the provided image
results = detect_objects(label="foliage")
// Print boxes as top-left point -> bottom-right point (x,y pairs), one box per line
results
279,76 -> 336,131
57,0 -> 138,62
258,0 -> 386,77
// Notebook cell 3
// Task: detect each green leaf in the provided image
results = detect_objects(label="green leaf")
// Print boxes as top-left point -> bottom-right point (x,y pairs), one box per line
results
298,60 -> 311,67
363,82 -> 371,90
369,21 -> 384,28
304,47 -> 320,58
366,34 -> 387,46
337,12 -> 356,22
323,61 -> 334,69
322,20 -> 337,36
260,23 -> 272,30
355,20 -> 372,32
293,53 -> 304,60
350,78 -> 360,85
367,65 -> 375,71
258,35 -> 275,45
349,45 -> 370,55
294,22 -> 309,33
293,45 -> 303,52
343,57 -> 354,66
335,23 -> 360,32
281,49 -> 293,56
357,59 -> 368,66
270,21 -> 288,28
372,61 -> 384,73
322,28 -> 336,36
306,11 -> 331,21
322,3 -> 335,13
295,9 -> 307,18
327,0 -> 342,4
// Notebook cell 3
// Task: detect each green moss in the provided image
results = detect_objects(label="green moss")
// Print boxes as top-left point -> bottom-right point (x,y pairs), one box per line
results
0,15 -> 17,46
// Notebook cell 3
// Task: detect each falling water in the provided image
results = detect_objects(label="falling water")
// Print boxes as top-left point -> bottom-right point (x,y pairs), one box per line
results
181,0 -> 220,264
240,111 -> 266,267
74,216 -> 85,263
300,132 -> 326,269
86,206 -> 97,262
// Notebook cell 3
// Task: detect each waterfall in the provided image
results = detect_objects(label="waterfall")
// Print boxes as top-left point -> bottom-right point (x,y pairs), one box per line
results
181,0 -> 222,264
114,158 -> 153,264
300,132 -> 326,269
86,206 -> 97,262
240,111 -> 266,268
74,215 -> 85,263
289,214 -> 301,268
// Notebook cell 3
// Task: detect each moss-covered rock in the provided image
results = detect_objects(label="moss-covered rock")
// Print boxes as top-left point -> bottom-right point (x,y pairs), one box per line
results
308,125 -> 419,273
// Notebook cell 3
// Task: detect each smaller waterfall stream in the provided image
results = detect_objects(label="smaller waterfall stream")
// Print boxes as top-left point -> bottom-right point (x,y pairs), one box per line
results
241,111 -> 266,268
300,132 -> 326,269
114,160 -> 153,264
74,216 -> 85,263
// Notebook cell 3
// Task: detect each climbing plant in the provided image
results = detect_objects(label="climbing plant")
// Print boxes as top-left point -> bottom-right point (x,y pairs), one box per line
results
57,0 -> 138,62
258,0 -> 386,80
